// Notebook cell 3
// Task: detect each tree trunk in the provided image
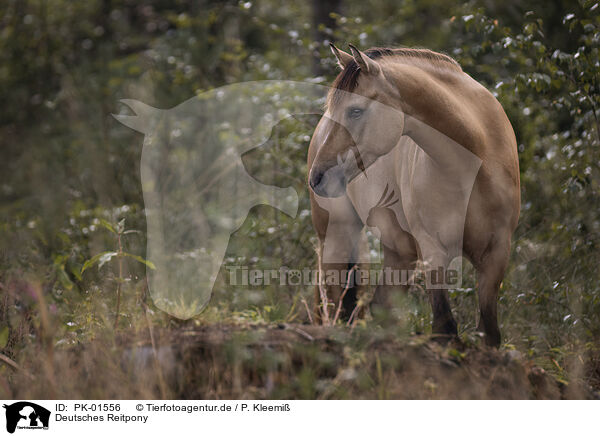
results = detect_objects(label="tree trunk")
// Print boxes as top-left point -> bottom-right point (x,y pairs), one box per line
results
311,0 -> 342,75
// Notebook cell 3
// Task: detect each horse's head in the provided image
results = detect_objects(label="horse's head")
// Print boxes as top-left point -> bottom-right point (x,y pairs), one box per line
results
309,44 -> 405,197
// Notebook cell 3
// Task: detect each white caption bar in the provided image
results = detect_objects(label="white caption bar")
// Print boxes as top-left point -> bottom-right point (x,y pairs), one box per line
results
0,400 -> 595,435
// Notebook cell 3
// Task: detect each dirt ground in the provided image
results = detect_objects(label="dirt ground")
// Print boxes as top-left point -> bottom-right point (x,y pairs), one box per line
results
4,323 -> 599,400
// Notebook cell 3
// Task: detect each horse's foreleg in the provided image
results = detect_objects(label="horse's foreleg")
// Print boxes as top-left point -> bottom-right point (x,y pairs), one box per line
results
371,237 -> 418,320
429,288 -> 458,338
314,222 -> 365,323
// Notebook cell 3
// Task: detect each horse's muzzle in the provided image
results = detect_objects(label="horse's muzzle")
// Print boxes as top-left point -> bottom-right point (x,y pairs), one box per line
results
309,164 -> 347,198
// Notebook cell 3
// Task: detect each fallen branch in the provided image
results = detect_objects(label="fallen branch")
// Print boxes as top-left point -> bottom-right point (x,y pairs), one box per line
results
284,324 -> 315,342
0,353 -> 34,380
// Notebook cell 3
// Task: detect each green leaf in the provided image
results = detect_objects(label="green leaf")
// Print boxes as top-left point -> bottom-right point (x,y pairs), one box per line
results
121,252 -> 156,270
0,326 -> 9,349
448,348 -> 466,361
81,251 -> 118,274
57,266 -> 74,290
70,265 -> 82,282
98,219 -> 116,234
98,252 -> 119,269
117,219 -> 125,234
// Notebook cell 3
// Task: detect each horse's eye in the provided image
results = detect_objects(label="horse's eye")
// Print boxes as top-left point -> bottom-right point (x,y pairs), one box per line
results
347,107 -> 364,120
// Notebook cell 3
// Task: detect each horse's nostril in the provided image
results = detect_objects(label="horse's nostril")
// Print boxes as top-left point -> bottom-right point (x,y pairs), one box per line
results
310,171 -> 323,190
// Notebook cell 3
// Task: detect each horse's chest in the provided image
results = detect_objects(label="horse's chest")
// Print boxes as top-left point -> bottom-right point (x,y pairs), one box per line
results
346,145 -> 409,232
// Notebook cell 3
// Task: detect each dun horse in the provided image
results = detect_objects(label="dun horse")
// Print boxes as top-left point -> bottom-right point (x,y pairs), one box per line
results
308,44 -> 520,346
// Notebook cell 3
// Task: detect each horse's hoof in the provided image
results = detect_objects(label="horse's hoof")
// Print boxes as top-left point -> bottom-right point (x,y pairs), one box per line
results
432,318 -> 458,336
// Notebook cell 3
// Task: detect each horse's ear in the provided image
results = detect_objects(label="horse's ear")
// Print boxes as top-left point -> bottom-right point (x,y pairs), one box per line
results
112,99 -> 160,134
348,44 -> 380,75
329,43 -> 353,69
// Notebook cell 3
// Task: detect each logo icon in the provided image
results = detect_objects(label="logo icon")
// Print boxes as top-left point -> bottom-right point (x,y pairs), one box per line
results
113,81 -> 322,318
3,402 -> 50,434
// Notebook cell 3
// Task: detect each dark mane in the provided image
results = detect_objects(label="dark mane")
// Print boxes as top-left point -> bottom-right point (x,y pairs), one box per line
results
328,47 -> 461,106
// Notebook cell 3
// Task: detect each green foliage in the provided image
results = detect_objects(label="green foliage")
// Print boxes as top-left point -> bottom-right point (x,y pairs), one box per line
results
448,2 -> 600,352
79,218 -> 155,327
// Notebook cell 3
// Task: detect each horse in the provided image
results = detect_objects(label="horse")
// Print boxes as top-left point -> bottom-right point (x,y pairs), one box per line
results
308,44 -> 520,346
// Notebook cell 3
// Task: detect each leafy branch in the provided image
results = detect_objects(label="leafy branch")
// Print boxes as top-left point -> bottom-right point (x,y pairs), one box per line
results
81,219 -> 155,328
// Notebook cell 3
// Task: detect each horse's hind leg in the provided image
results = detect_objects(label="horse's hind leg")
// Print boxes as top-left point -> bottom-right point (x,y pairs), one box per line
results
421,250 -> 458,339
314,235 -> 363,323
371,236 -> 418,320
475,236 -> 511,347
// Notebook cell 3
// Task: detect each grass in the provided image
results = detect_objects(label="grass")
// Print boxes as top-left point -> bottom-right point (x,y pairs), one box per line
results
0,279 -> 598,400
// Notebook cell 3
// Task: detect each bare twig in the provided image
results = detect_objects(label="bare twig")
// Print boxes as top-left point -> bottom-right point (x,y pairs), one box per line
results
114,233 -> 123,329
0,353 -> 35,380
347,303 -> 361,326
0,353 -> 20,371
142,302 -> 168,398
30,282 -> 56,397
284,324 -> 315,342
301,297 -> 314,325
316,248 -> 330,325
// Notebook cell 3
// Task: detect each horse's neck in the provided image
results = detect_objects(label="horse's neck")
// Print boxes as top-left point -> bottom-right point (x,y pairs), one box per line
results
380,63 -> 484,173
386,62 -> 481,150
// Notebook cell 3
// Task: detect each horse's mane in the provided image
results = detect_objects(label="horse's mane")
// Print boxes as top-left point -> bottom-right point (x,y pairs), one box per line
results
329,47 -> 462,106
